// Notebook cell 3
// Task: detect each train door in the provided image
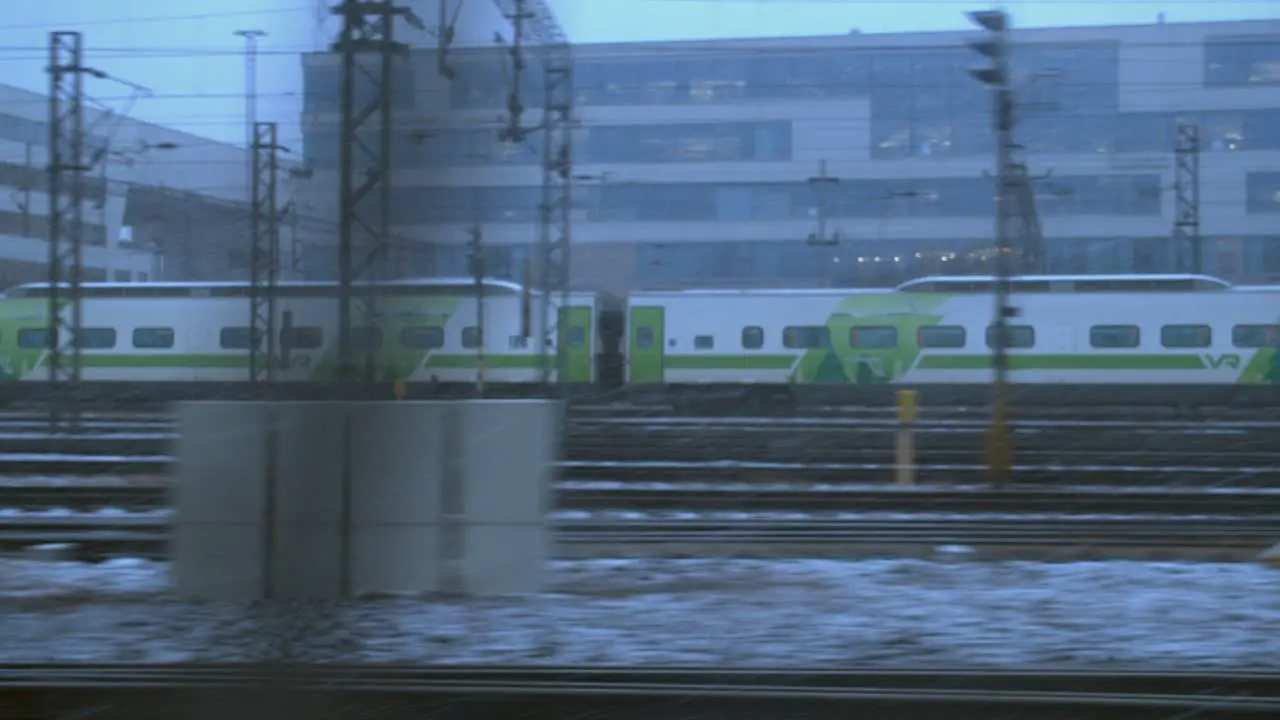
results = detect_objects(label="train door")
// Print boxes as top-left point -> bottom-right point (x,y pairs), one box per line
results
558,306 -> 593,382
1048,324 -> 1075,382
628,306 -> 664,383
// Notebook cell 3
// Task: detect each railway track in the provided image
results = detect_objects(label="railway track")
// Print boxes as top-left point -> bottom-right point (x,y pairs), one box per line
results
0,414 -> 1276,484
1,665 -> 1276,719
2,483 -> 1279,515
0,515 -> 1275,560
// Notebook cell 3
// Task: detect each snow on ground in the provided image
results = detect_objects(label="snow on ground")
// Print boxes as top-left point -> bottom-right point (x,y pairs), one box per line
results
0,557 -> 1275,667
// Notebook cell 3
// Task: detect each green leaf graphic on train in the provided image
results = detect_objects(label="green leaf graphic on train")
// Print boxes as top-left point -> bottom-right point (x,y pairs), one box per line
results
1240,348 -> 1280,385
791,295 -> 948,384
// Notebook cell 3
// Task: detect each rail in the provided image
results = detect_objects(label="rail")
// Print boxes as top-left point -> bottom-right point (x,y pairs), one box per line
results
0,664 -> 1276,717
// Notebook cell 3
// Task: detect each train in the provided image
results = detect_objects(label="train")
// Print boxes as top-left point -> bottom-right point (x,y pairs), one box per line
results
0,273 -> 1277,406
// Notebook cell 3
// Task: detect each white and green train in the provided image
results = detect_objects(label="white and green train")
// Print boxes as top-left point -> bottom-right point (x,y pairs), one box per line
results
1,273 -> 1277,402
0,278 -> 606,385
626,274 -> 1280,391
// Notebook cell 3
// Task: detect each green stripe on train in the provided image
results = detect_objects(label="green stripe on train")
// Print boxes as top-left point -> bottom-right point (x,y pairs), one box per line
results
424,354 -> 545,369
915,354 -> 1208,370
661,353 -> 1210,372
664,355 -> 796,370
67,354 -> 250,368
15,353 -> 545,371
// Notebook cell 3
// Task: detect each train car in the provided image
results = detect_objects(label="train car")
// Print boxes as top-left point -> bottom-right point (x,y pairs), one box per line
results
625,274 -> 1280,398
0,277 -> 607,387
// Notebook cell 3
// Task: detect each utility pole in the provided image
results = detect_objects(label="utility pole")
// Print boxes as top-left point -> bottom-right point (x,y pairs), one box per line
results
235,29 -> 267,265
492,0 -> 574,392
967,8 -> 1017,487
234,31 -> 266,164
1173,124 -> 1202,274
331,0 -> 422,387
806,159 -> 842,248
47,31 -> 100,433
467,223 -> 486,396
249,122 -> 282,384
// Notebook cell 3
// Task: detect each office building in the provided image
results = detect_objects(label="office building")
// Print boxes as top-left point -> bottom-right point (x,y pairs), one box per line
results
298,17 -> 1280,292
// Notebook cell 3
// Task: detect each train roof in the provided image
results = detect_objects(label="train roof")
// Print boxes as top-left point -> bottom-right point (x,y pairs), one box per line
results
1,277 -> 581,300
631,273 -> 1242,297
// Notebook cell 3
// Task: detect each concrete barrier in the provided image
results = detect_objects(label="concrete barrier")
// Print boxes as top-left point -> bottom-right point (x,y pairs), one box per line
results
1258,543 -> 1280,567
170,400 -> 560,601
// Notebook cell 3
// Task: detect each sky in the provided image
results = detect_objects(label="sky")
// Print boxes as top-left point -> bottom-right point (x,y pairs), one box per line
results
1,0 -> 1276,151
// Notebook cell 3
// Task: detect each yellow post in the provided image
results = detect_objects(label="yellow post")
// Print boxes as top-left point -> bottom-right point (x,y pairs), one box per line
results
393,378 -> 406,401
895,389 -> 918,487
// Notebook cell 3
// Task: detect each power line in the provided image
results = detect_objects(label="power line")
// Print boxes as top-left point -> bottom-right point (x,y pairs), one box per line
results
0,31 -> 1268,59
0,5 -> 318,32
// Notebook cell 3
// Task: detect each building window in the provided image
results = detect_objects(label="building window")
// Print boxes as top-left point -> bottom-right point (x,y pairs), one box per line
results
1247,173 -> 1280,214
1206,36 -> 1280,86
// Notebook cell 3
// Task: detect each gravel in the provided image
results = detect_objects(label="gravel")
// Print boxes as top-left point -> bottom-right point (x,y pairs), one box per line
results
0,557 -> 1276,667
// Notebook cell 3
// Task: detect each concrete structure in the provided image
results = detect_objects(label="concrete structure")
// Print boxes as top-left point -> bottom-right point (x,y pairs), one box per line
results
0,83 -> 307,286
297,17 -> 1280,293
171,400 -> 559,600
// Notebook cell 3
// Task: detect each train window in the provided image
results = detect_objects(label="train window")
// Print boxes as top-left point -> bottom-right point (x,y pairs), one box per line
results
220,327 -> 262,350
462,326 -> 482,349
569,326 -> 587,348
73,328 -> 117,349
1090,325 -> 1140,349
400,326 -> 444,349
1161,324 -> 1211,349
132,327 -> 175,349
848,326 -> 897,349
352,325 -> 383,350
918,325 -> 966,349
694,335 -> 714,350
741,326 -> 764,349
783,326 -> 830,349
509,335 -> 529,349
985,325 -> 1035,349
17,328 -> 51,349
281,326 -> 323,350
636,326 -> 655,349
1232,324 -> 1280,348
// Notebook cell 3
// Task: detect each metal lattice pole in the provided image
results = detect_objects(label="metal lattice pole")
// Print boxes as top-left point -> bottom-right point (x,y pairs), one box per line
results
249,122 -> 281,384
331,0 -> 416,388
491,1 -> 573,393
1174,124 -> 1202,274
540,36 -> 573,392
47,32 -> 94,432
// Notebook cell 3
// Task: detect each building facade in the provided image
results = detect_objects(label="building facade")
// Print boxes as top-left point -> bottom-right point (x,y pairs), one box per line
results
0,83 -> 303,287
297,17 -> 1280,293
